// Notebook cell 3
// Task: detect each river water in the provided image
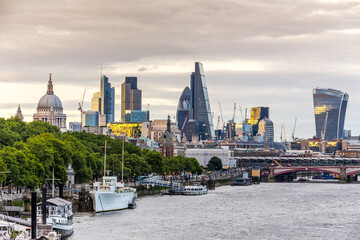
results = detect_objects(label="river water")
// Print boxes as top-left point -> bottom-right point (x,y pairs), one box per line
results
68,183 -> 360,240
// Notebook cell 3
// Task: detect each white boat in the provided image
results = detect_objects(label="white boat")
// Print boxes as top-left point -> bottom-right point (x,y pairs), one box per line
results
90,176 -> 137,213
183,185 -> 208,195
37,198 -> 74,238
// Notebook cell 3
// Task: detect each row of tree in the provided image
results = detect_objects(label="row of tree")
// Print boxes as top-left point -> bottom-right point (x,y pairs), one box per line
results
0,117 -> 203,190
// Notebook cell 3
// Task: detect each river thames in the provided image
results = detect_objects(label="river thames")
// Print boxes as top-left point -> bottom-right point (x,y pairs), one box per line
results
68,183 -> 360,239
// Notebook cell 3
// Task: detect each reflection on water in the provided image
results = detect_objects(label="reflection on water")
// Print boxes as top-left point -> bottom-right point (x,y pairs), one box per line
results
69,183 -> 360,240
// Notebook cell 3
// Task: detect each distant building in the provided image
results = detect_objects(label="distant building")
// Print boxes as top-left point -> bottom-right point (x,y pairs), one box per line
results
247,107 -> 269,136
235,123 -> 253,141
91,92 -> 101,112
33,74 -> 67,131
141,119 -> 180,142
69,122 -> 82,132
121,77 -> 142,122
15,104 -> 23,121
258,117 -> 274,142
158,116 -> 185,157
108,122 -> 142,138
125,110 -> 149,123
190,62 -> 215,140
176,87 -> 191,133
82,111 -> 99,127
313,88 -> 348,140
185,146 -> 230,168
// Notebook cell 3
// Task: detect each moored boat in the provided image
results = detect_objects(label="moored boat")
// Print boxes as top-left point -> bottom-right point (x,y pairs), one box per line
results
231,178 -> 252,186
182,185 -> 208,195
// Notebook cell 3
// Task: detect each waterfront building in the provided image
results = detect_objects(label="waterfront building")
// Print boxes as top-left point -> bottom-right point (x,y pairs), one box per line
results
190,62 -> 215,140
176,87 -> 191,132
125,110 -> 149,123
185,146 -> 230,168
313,88 -> 348,140
121,77 -> 142,122
15,104 -> 23,121
258,117 -> 274,142
33,74 -> 67,131
69,122 -> 81,132
82,111 -> 99,127
247,107 -> 269,136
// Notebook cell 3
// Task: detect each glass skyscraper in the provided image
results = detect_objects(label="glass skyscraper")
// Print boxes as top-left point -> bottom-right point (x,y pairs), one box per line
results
246,107 -> 269,136
190,62 -> 215,139
313,88 -> 348,140
100,75 -> 115,124
176,87 -> 191,131
121,77 -> 142,122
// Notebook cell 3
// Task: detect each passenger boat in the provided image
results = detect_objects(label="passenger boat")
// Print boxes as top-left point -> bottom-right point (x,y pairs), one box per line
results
182,185 -> 208,195
90,140 -> 137,213
36,198 -> 74,238
231,178 -> 252,186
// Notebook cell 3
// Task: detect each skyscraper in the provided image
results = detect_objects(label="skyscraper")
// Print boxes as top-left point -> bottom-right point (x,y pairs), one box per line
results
90,75 -> 115,125
258,117 -> 274,142
121,76 -> 142,122
176,87 -> 191,132
313,88 -> 348,140
247,106 -> 269,136
190,62 -> 215,139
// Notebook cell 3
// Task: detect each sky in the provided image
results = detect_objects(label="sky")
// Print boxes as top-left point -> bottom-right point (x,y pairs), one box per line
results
0,0 -> 359,140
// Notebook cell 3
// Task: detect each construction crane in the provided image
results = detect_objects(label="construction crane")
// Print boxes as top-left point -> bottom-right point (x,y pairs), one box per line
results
321,112 -> 329,140
239,106 -> 244,123
291,117 -> 297,141
78,89 -> 86,129
245,108 -> 248,122
216,116 -> 221,130
180,110 -> 190,135
280,123 -> 283,142
218,102 -> 225,130
232,103 -> 236,122
146,103 -> 150,121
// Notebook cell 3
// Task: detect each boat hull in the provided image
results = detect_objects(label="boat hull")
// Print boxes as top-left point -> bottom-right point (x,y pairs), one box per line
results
52,223 -> 74,238
91,191 -> 136,213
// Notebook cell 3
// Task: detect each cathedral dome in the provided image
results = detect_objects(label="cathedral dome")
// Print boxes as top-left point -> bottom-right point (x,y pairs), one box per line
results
37,94 -> 63,110
36,74 -> 63,110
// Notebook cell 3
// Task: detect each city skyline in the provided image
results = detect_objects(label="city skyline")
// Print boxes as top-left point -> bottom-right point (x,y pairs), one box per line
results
0,0 -> 359,139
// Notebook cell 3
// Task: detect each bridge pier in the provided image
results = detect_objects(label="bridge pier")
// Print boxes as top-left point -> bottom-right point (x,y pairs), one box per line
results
339,166 -> 347,183
268,168 -> 276,182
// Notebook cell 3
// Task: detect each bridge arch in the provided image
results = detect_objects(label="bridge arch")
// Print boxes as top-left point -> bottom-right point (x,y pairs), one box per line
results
274,167 -> 340,176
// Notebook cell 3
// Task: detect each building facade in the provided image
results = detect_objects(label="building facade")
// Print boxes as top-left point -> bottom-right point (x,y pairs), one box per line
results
121,77 -> 142,122
176,87 -> 191,132
125,110 -> 149,123
190,62 -> 215,140
82,110 -> 99,127
313,88 -> 348,140
258,117 -> 274,142
15,104 -> 23,121
33,74 -> 67,131
69,122 -> 82,132
247,107 -> 269,136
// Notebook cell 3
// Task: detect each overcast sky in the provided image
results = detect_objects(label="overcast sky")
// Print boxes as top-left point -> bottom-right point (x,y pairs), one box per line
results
0,0 -> 359,140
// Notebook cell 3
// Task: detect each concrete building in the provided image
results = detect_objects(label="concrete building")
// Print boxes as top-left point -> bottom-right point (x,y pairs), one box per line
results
141,119 -> 180,142
33,74 -> 67,131
185,146 -> 230,168
121,77 -> 142,122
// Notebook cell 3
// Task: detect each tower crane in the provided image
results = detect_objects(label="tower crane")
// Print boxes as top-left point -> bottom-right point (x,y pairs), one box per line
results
239,106 -> 244,123
78,89 -> 86,130
218,102 -> 225,130
232,103 -> 236,122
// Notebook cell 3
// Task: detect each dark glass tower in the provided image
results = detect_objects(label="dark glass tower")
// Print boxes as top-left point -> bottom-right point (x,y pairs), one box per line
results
176,87 -> 191,131
121,77 -> 142,122
100,75 -> 115,124
247,107 -> 269,136
313,88 -> 348,140
190,62 -> 215,139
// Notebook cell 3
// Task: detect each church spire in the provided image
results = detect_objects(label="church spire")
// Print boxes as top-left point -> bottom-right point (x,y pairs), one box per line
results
47,73 -> 54,95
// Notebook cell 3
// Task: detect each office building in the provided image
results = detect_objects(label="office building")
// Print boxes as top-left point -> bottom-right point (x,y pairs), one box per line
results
69,122 -> 82,132
90,75 -> 115,125
190,62 -> 215,140
33,74 -> 67,131
258,117 -> 274,142
82,111 -> 99,127
176,87 -> 191,131
121,77 -> 142,122
313,88 -> 348,140
125,110 -> 149,123
247,107 -> 269,136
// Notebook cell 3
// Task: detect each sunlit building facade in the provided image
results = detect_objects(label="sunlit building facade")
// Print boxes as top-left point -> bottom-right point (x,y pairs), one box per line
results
313,88 -> 348,140
190,62 -> 215,140
121,77 -> 142,122
247,107 -> 269,136
108,122 -> 142,138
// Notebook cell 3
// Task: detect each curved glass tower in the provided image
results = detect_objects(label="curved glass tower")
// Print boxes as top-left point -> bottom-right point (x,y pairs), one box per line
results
176,87 -> 191,131
313,88 -> 348,140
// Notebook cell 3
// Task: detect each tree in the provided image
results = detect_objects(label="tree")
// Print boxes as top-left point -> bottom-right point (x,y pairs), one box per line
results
144,151 -> 164,174
207,156 -> 222,171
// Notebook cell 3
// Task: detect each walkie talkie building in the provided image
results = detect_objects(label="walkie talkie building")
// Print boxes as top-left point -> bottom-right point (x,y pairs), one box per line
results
313,88 -> 348,140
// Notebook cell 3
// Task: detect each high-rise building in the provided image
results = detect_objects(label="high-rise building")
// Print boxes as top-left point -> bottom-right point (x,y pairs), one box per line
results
82,111 -> 100,127
121,77 -> 142,122
69,122 -> 82,132
313,88 -> 348,140
247,107 -> 269,136
125,110 -> 149,123
258,117 -> 274,142
91,92 -> 101,112
100,75 -> 115,123
176,87 -> 191,132
190,62 -> 215,140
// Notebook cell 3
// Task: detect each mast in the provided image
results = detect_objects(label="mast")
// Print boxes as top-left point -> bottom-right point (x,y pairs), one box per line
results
122,138 -> 124,183
103,140 -> 107,189
52,168 -> 55,198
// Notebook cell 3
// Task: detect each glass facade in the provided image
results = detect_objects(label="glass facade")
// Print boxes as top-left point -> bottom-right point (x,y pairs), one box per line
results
176,87 -> 191,131
82,111 -> 99,127
246,107 -> 269,136
313,88 -> 348,140
124,110 -> 149,123
100,75 -> 115,124
121,77 -> 142,122
190,62 -> 215,140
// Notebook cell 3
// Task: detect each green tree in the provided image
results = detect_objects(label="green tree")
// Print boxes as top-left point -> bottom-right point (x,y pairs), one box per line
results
207,156 -> 222,171
144,151 -> 164,174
